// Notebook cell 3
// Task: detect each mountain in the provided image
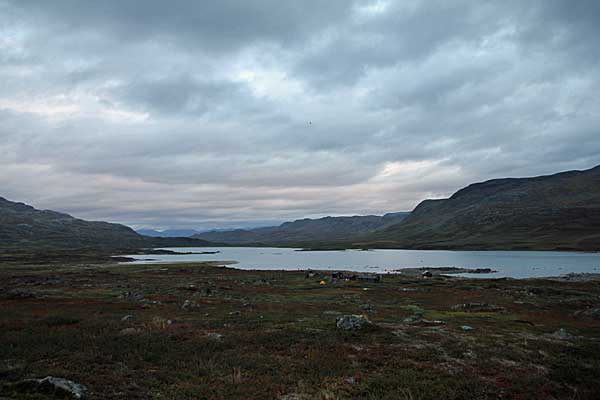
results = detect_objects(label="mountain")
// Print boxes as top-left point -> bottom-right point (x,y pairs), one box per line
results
192,212 -> 410,245
137,229 -> 201,237
360,165 -> 600,251
0,197 -> 214,251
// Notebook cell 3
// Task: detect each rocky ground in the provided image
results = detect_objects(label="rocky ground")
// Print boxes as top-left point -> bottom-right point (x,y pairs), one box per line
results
0,261 -> 599,399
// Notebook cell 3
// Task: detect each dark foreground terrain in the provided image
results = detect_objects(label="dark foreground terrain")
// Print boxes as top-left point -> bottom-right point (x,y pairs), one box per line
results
1,261 -> 600,399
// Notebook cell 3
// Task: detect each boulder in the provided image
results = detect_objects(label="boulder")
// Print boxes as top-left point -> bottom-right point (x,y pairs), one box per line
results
574,307 -> 600,319
36,376 -> 86,399
121,315 -> 133,322
182,299 -> 199,310
207,332 -> 224,341
336,314 -> 371,330
551,328 -> 573,340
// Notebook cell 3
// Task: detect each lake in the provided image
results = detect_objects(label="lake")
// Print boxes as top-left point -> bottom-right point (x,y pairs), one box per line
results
122,247 -> 600,279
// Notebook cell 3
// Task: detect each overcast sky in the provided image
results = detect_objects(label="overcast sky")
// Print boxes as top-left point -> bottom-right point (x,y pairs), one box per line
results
1,0 -> 599,230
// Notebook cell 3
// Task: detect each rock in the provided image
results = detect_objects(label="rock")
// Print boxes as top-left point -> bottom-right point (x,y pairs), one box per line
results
207,332 -> 223,341
182,299 -> 199,310
451,302 -> 505,313
229,310 -> 241,316
335,314 -> 371,330
357,274 -> 381,283
119,327 -> 141,336
37,376 -> 86,399
574,307 -> 600,319
551,328 -> 573,340
3,289 -> 37,300
344,376 -> 356,385
360,304 -> 375,314
422,270 -> 433,278
403,315 -> 423,324
119,291 -> 144,301
150,316 -> 173,329
279,394 -> 305,400
460,325 -> 474,331
121,315 -> 133,322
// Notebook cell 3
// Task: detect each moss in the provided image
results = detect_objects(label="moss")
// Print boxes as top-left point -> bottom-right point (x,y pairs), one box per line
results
1,261 -> 599,399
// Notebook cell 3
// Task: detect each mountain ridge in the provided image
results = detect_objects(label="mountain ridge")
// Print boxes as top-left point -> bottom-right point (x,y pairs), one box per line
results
0,196 -> 215,251
358,165 -> 600,251
192,212 -> 410,245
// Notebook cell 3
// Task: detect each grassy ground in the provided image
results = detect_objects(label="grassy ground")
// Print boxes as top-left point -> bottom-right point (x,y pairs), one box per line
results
1,261 -> 599,399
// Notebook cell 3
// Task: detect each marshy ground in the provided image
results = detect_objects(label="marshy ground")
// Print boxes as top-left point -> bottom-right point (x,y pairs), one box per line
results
1,261 -> 599,399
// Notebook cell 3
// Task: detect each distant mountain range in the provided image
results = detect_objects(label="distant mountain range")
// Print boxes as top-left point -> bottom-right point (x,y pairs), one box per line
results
2,165 -> 599,253
193,165 -> 600,251
0,197 -> 213,251
137,229 -> 203,237
192,212 -> 410,245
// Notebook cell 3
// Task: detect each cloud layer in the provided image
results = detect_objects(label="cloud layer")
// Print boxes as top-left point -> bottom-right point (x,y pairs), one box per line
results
1,0 -> 599,229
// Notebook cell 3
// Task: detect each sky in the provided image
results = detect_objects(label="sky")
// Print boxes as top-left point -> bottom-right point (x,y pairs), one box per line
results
1,0 -> 599,230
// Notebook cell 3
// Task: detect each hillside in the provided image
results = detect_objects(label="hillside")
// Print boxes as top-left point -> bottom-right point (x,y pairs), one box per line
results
360,166 -> 600,251
0,197 -> 214,251
193,212 -> 409,245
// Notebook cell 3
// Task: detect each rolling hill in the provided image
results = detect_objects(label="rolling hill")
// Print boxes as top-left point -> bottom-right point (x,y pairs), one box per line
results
192,212 -> 409,245
0,197 -> 214,251
359,165 -> 600,251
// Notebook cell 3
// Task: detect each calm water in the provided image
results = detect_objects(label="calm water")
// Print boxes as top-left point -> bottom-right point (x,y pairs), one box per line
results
122,247 -> 600,279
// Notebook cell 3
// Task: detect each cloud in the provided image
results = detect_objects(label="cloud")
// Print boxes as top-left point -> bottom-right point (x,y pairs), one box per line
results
0,0 -> 599,229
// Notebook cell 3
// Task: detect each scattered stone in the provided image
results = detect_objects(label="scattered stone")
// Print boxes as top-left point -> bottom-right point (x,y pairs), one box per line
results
330,272 -> 381,282
403,315 -> 423,324
119,327 -> 141,336
229,310 -> 241,316
242,303 -> 256,309
207,332 -> 223,341
3,289 -> 37,300
121,315 -> 133,322
150,316 -> 173,329
360,304 -> 375,314
34,376 -> 86,399
357,274 -> 381,283
182,299 -> 199,310
574,307 -> 600,319
460,325 -> 474,332
395,267 -> 498,276
344,376 -> 356,385
336,314 -> 371,330
451,302 -> 506,313
119,291 -> 144,301
279,394 -> 306,400
551,328 -> 573,340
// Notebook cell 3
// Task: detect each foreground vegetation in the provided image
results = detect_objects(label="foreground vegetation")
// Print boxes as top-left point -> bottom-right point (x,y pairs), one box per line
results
1,260 -> 599,399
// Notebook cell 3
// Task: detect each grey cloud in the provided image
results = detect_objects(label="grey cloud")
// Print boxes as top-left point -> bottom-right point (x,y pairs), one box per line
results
0,0 -> 599,229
